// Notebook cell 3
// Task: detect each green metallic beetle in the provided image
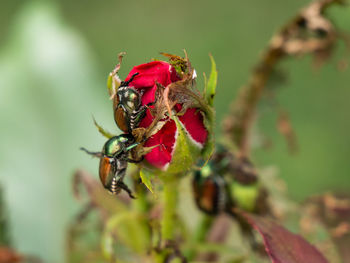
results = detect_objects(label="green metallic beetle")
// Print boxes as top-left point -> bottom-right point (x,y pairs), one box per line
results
81,134 -> 142,198
192,145 -> 258,215
113,73 -> 153,133
193,161 -> 229,215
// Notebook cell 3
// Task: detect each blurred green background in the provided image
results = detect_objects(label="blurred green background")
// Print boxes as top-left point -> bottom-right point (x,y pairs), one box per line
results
0,0 -> 349,262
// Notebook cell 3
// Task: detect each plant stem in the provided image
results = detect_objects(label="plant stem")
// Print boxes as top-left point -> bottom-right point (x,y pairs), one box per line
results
161,175 -> 179,242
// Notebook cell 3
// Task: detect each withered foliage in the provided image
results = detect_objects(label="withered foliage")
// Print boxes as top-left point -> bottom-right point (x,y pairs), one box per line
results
277,110 -> 298,154
302,193 -> 350,263
223,0 -> 348,156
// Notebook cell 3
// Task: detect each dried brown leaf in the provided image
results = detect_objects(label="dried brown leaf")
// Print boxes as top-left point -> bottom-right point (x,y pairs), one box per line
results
223,0 -> 345,155
277,110 -> 298,154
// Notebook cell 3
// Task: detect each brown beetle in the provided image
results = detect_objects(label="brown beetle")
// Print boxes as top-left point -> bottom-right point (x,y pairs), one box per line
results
81,134 -> 142,198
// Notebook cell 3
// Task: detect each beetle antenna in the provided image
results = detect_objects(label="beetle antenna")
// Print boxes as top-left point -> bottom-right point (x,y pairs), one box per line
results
80,147 -> 102,158
120,72 -> 139,87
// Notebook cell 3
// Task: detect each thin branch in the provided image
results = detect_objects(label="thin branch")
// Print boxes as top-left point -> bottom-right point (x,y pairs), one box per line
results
222,0 -> 345,156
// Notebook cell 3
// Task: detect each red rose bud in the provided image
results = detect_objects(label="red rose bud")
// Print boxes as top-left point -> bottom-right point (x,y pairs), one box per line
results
123,59 -> 210,173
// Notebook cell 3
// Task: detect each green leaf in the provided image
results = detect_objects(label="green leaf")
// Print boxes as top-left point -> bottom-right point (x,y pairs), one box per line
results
139,169 -> 155,193
206,54 -> 217,106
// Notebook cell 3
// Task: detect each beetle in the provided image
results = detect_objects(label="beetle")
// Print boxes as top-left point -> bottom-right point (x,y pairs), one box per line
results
192,146 -> 259,215
193,149 -> 262,248
114,73 -> 153,133
192,161 -> 229,215
192,146 -> 233,215
81,133 -> 142,198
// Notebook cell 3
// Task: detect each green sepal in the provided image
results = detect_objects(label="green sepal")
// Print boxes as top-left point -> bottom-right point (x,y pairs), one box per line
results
200,55 -> 217,161
139,168 -> 155,194
206,54 -> 217,107
106,73 -> 114,97
93,117 -> 115,139
163,116 -> 201,175
139,115 -> 202,183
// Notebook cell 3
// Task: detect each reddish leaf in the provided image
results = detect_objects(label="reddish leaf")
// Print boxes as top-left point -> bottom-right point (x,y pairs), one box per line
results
240,212 -> 329,263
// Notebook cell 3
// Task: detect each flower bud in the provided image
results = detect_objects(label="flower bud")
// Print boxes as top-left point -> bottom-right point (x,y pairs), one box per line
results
111,53 -> 216,176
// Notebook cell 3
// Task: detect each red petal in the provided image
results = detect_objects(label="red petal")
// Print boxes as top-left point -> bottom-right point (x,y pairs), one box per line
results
139,109 -> 154,129
174,105 -> 208,146
169,65 -> 180,82
143,120 -> 177,169
141,84 -> 157,106
125,61 -> 176,89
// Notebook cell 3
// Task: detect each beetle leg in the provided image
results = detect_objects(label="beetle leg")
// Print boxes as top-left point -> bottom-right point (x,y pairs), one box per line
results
126,101 -> 156,132
125,142 -> 141,152
124,156 -> 144,163
146,101 -> 156,107
117,180 -> 136,199
120,72 -> 139,87
80,147 -> 102,158
129,100 -> 156,130
138,102 -> 155,114
129,108 -> 147,131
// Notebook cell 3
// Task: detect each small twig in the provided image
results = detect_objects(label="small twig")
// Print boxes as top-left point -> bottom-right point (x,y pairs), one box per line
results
222,0 -> 344,156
